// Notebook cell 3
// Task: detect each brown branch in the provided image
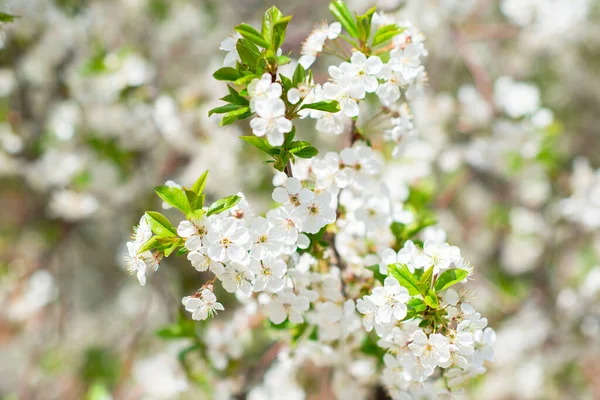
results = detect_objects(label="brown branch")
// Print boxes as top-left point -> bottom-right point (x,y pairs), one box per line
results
284,159 -> 293,177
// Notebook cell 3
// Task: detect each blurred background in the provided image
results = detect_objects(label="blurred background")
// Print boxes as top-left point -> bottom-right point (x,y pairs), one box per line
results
1,0 -> 600,399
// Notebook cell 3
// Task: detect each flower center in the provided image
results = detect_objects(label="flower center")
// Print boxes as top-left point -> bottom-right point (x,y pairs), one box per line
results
220,237 -> 231,247
424,343 -> 434,353
285,218 -> 295,230
289,194 -> 301,206
385,295 -> 397,307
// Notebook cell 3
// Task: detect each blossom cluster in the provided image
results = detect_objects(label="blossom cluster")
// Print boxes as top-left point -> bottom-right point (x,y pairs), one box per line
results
4,0 -> 600,399
123,2 -> 495,398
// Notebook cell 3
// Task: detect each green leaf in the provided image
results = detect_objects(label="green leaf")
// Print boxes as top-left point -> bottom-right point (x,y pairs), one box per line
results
355,6 -> 376,43
154,186 -> 191,214
284,127 -> 296,147
191,170 -> 209,195
289,141 -> 318,159
235,23 -> 270,48
300,100 -> 340,113
240,135 -> 277,155
329,1 -> 358,38
163,240 -> 180,257
184,189 -> 200,212
220,85 -> 249,106
137,236 -> 160,254
389,264 -> 440,308
292,63 -> 306,86
213,67 -> 242,81
208,104 -> 243,116
279,74 -> 293,91
220,106 -> 251,126
273,153 -> 290,172
418,266 -> 434,292
388,264 -> 421,296
372,24 -> 405,47
233,73 -> 256,86
261,6 -> 284,50
423,290 -> 439,309
407,298 -> 427,312
206,194 -> 242,217
137,235 -> 180,254
434,268 -> 469,292
145,211 -> 177,236
273,15 -> 292,50
236,39 -> 261,69
277,55 -> 291,66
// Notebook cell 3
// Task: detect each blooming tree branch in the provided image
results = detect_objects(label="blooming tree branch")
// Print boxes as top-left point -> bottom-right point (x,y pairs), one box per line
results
124,2 -> 495,398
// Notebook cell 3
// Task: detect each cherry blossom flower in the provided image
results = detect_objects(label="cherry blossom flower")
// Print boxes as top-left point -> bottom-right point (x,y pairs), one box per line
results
250,256 -> 287,293
219,32 -> 242,68
182,289 -> 224,320
267,291 -> 310,324
293,191 -> 336,234
272,177 -> 315,209
370,277 -> 409,323
205,217 -> 250,263
248,217 -> 282,260
408,330 -> 451,369
250,98 -> 292,146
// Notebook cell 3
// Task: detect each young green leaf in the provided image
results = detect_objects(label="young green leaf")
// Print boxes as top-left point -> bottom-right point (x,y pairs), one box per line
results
388,264 -> 421,296
283,127 -> 296,147
355,6 -> 376,43
279,74 -> 293,91
434,268 -> 469,292
235,23 -> 270,48
273,15 -> 292,50
137,236 -> 160,254
233,73 -> 256,86
184,189 -> 200,212
163,240 -> 181,257
292,63 -> 306,86
206,194 -> 242,216
418,266 -> 434,292
329,1 -> 358,38
236,39 -> 261,70
145,211 -> 177,236
273,153 -> 290,172
261,6 -> 284,50
220,106 -> 251,126
407,298 -> 427,312
289,141 -> 318,159
277,55 -> 291,66
213,67 -> 242,81
220,85 -> 249,106
191,170 -> 209,195
208,104 -> 244,116
154,186 -> 191,215
423,290 -> 439,309
371,24 -> 405,47
239,135 -> 277,155
300,100 -> 340,113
